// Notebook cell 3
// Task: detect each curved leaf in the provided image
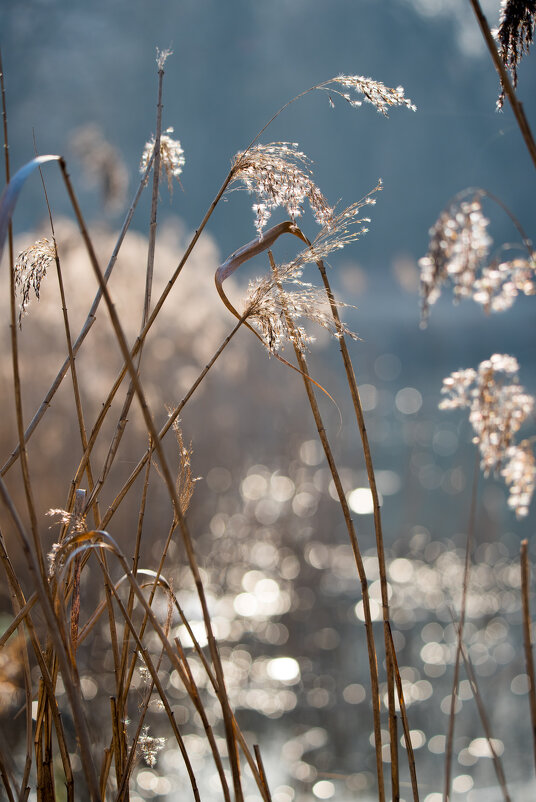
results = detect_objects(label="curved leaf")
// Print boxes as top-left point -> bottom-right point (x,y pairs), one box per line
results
0,155 -> 60,265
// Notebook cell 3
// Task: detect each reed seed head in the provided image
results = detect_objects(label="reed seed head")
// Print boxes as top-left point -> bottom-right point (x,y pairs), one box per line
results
170,417 -> 199,516
138,726 -> 166,767
156,47 -> 173,70
243,192 -> 380,354
473,255 -> 536,312
320,75 -> 416,116
14,237 -> 56,327
419,195 -> 492,325
46,506 -> 88,575
501,440 -> 536,518
231,142 -> 334,236
140,127 -> 185,192
440,354 -> 535,517
496,0 -> 536,107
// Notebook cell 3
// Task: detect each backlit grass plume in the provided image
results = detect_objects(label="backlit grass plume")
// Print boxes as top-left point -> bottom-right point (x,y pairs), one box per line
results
440,353 -> 535,517
496,0 -> 536,107
419,190 -> 536,323
318,75 -> 417,116
231,142 -> 334,236
244,193 -> 380,353
14,237 -> 56,326
419,194 -> 492,324
140,126 -> 185,192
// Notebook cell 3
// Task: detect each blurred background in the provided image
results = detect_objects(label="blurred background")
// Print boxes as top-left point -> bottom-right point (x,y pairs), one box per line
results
1,1 -> 536,800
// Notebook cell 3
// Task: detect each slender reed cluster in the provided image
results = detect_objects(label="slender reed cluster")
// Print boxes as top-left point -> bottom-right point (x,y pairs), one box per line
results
440,354 -> 535,517
496,0 -> 536,107
140,126 -> 185,192
231,142 -> 334,236
14,237 -> 56,326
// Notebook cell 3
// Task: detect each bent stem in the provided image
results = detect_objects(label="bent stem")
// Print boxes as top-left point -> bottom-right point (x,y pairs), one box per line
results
268,250 -> 385,802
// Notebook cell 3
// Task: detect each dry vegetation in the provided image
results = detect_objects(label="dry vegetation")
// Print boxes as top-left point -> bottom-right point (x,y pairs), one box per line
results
0,2 -> 536,801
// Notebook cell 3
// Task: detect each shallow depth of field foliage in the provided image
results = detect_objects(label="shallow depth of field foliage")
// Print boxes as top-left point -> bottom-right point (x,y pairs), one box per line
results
1,2 -> 536,801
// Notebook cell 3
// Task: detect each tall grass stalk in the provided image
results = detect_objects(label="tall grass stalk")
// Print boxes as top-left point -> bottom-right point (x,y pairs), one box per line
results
267,249 -> 386,800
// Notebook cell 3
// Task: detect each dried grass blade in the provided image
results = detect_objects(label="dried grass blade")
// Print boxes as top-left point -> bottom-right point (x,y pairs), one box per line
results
0,155 -> 60,265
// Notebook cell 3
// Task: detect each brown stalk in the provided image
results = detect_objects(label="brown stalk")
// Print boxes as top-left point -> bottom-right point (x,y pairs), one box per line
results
34,141 -> 101,530
520,539 -> 536,774
170,594 -> 268,799
1,49 -> 42,579
468,0 -> 536,170
312,246 -> 399,799
0,532 -> 74,800
254,745 -> 272,802
0,477 -> 100,800
267,249 -> 385,802
110,696 -> 124,797
444,452 -> 479,802
92,56 -> 166,503
87,68 -> 168,721
99,749 -> 113,801
0,146 -> 155,478
174,637 -> 232,802
58,158 -> 245,802
91,550 -> 201,802
68,534 -> 266,802
99,315 -> 245,526
0,527 -> 33,799
0,750 -> 15,802
458,637 -> 512,802
387,624 -> 420,801
0,594 -> 37,648
113,597 -> 173,800
115,452 -> 153,734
